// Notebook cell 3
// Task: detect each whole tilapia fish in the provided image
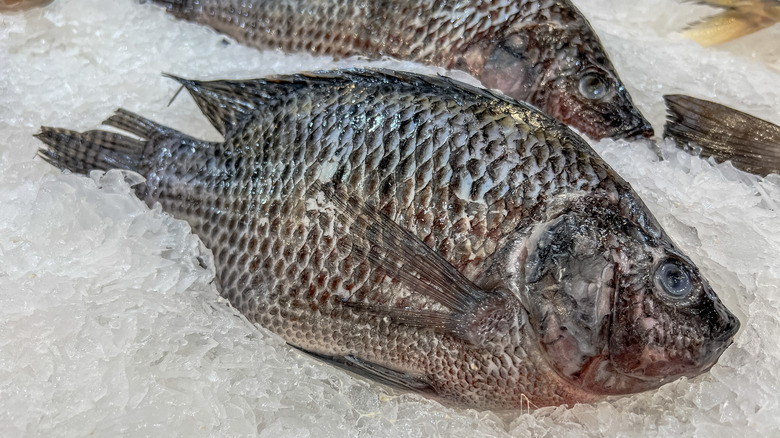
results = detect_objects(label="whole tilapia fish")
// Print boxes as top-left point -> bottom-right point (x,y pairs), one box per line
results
147,0 -> 653,141
36,69 -> 738,409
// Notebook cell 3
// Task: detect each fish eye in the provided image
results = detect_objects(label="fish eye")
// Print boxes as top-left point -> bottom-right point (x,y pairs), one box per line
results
578,73 -> 610,101
655,260 -> 694,298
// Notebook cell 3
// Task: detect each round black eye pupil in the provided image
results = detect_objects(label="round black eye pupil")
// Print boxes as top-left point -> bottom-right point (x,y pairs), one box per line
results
578,74 -> 608,100
656,261 -> 693,297
665,267 -> 684,288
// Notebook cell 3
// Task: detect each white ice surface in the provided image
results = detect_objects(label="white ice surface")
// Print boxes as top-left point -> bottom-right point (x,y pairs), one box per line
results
1,0 -> 779,436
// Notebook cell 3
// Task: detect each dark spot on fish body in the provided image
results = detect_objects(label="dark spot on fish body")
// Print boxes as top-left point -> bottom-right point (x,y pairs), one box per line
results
260,256 -> 274,275
319,289 -> 331,306
316,271 -> 328,289
452,217 -> 469,235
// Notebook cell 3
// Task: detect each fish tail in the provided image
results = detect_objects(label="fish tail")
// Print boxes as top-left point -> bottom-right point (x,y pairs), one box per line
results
35,108 -> 173,177
35,126 -> 146,175
102,108 -> 165,140
663,94 -> 780,176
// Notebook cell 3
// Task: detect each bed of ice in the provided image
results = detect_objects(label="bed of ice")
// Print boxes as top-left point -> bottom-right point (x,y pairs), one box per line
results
1,0 -> 778,436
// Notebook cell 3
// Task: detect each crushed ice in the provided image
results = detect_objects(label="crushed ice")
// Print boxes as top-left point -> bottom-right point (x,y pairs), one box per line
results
0,0 -> 779,435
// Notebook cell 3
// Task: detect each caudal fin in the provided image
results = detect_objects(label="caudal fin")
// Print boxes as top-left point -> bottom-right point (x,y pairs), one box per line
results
663,94 -> 780,176
35,108 -> 175,177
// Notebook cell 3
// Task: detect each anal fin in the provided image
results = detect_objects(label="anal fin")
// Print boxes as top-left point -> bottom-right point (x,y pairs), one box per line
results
289,344 -> 434,393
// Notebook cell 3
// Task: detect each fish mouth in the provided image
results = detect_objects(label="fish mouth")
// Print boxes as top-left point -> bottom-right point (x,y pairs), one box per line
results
575,114 -> 654,141
714,309 -> 741,343
616,121 -> 655,140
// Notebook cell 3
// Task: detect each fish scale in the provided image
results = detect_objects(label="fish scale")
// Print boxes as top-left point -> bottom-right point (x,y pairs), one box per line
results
36,69 -> 739,409
178,70 -> 597,404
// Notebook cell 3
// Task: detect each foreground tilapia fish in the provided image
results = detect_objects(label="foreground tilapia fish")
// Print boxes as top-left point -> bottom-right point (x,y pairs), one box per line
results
682,0 -> 780,46
36,69 -> 738,409
664,94 -> 780,176
147,0 -> 653,141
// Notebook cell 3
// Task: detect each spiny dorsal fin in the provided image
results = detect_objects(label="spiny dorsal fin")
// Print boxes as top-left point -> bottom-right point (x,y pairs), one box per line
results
165,68 -> 551,138
663,94 -> 780,176
164,74 -> 274,137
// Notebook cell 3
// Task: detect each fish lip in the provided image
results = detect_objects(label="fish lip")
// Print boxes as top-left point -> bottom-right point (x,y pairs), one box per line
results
714,311 -> 741,343
618,122 -> 655,140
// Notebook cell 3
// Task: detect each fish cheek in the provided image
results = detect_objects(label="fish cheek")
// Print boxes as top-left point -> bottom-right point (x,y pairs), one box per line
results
524,215 -> 615,385
477,38 -> 536,103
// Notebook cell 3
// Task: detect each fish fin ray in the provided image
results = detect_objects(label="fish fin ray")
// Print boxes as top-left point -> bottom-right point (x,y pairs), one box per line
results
289,344 -> 434,393
685,0 -> 741,8
683,10 -> 776,46
682,1 -> 780,46
663,94 -> 780,176
102,108 -> 175,140
317,182 -> 491,314
343,301 -> 468,339
163,74 -> 267,137
34,127 -> 145,174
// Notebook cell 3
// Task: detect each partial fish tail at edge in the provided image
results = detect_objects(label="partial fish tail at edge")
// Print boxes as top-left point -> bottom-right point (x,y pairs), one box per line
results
663,94 -> 780,176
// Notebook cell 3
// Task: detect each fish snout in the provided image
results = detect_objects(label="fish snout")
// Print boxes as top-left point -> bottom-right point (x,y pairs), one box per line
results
713,305 -> 740,343
705,285 -> 741,343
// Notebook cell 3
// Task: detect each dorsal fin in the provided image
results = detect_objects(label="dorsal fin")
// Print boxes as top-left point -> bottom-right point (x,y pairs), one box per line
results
165,68 -> 549,138
164,74 -> 268,137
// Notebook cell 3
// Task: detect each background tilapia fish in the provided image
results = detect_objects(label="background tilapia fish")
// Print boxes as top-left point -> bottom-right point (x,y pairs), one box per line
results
147,0 -> 653,141
664,94 -> 780,176
36,69 -> 738,410
682,0 -> 780,47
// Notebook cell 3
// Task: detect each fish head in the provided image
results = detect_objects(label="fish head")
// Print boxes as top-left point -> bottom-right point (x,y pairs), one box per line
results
475,24 -> 653,140
520,195 -> 739,397
599,243 -> 741,395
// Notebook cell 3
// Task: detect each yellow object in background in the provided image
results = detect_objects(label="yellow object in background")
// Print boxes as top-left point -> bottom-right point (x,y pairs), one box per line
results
683,0 -> 780,46
0,0 -> 53,12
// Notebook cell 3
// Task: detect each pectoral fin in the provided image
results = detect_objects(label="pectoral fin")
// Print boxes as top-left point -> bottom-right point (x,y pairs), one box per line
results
315,183 -> 528,346
318,183 -> 492,314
